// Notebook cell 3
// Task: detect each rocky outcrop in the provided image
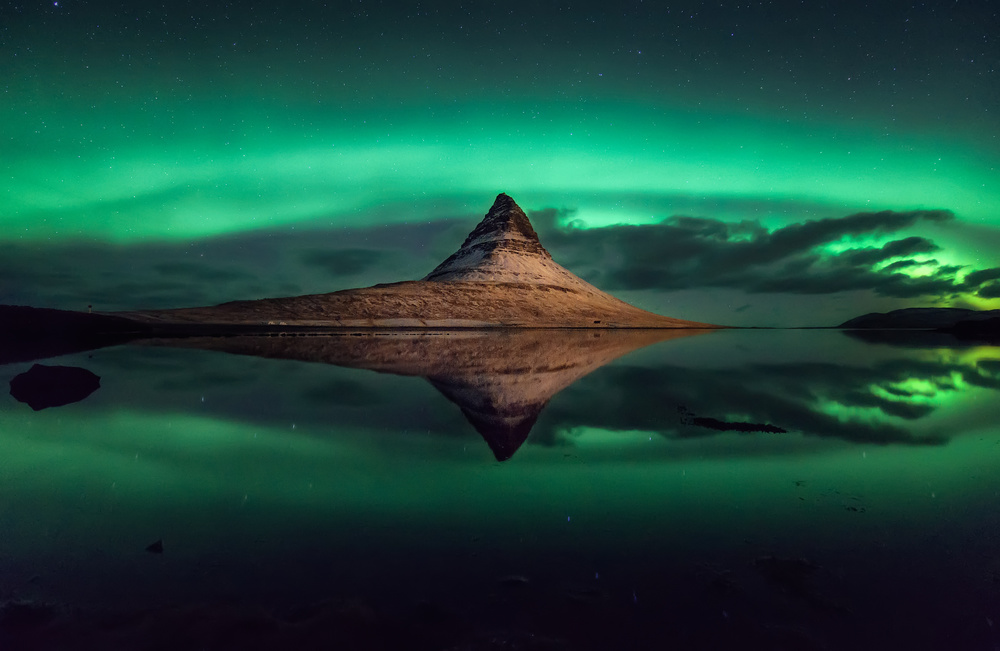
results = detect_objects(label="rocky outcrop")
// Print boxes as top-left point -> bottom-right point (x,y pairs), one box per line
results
9,363 -> 101,410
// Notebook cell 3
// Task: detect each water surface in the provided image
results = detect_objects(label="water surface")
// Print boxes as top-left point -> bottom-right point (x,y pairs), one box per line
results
1,329 -> 998,649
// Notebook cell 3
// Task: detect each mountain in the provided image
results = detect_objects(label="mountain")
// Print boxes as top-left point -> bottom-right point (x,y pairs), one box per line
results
147,328 -> 707,460
122,193 -> 716,329
839,307 -> 1000,329
425,192 -> 599,290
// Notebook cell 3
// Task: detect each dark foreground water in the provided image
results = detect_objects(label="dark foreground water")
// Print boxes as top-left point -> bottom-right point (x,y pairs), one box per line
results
1,329 -> 999,650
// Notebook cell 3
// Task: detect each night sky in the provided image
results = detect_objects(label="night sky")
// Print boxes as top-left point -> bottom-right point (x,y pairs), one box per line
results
3,1 -> 998,326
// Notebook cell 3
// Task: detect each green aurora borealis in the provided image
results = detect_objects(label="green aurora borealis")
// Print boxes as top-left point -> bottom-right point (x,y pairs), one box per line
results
2,1 -> 999,325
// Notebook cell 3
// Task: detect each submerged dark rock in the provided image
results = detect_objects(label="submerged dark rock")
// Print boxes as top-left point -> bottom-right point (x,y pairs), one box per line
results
941,317 -> 1000,343
690,416 -> 786,434
9,363 -> 101,411
677,405 -> 786,434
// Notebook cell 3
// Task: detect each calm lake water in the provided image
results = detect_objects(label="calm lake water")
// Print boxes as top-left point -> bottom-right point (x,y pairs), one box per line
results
2,329 -> 999,649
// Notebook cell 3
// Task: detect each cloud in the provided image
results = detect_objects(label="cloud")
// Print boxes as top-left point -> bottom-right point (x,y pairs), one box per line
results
153,262 -> 254,283
836,236 -> 939,266
4,200 -> 998,320
533,208 -> 1000,301
300,249 -> 384,277
963,267 -> 1000,288
978,281 -> 1000,299
532,351 -> 1000,449
0,219 -> 455,311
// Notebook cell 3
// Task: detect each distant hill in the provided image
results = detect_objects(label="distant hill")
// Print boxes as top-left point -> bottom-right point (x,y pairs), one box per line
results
122,193 -> 717,329
838,307 -> 1000,329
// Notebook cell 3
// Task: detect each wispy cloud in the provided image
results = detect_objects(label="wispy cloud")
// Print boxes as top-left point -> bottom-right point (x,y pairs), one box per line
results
534,208 -> 1000,301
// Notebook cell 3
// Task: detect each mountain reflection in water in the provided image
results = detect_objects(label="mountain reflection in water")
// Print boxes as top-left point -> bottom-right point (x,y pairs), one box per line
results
147,328 -> 1000,457
2,330 -> 1000,650
150,328 -> 707,460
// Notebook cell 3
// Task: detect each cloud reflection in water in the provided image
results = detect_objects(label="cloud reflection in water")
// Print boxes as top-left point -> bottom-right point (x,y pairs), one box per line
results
99,329 -> 1000,460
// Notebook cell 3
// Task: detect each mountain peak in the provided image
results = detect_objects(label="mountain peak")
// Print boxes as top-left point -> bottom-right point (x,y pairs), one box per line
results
424,193 -> 575,284
462,193 -> 548,254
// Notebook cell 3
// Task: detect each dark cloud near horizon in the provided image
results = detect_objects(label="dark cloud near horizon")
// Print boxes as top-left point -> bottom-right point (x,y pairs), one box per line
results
531,207 -> 1000,300
0,220 -> 457,311
979,281 -> 1000,299
965,267 -> 1000,287
3,202 -> 999,316
300,249 -> 384,277
153,262 -> 255,283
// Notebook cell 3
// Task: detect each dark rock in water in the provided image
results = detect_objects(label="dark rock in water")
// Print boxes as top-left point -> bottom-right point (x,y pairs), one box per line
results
9,364 -> 101,411
677,405 -> 786,433
146,539 -> 164,554
690,416 -> 786,434
942,317 -> 1000,343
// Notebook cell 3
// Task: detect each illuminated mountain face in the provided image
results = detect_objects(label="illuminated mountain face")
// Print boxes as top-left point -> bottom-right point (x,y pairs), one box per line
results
425,193 -> 557,282
424,193 -> 617,297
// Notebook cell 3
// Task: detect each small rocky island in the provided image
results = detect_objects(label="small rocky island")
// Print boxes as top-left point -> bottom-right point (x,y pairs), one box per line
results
121,193 -> 715,329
